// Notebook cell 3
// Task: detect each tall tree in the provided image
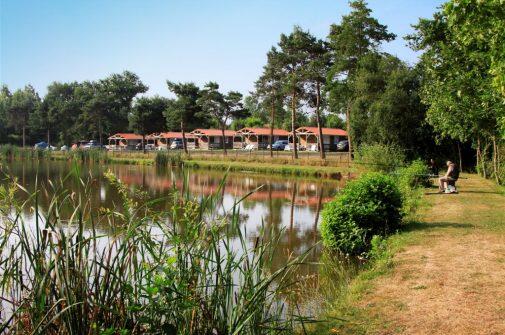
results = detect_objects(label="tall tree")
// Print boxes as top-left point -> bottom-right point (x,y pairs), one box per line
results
6,85 -> 40,147
75,72 -> 147,144
303,36 -> 331,159
165,81 -> 205,154
129,96 -> 169,153
0,85 -> 12,144
408,1 -> 503,180
197,82 -> 246,155
269,26 -> 315,159
29,82 -> 81,146
327,0 -> 395,160
255,57 -> 284,157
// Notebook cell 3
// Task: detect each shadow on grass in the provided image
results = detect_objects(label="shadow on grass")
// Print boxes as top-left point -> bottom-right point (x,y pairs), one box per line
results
403,220 -> 474,233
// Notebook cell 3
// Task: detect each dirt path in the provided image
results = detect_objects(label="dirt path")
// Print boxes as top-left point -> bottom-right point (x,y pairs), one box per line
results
360,175 -> 505,335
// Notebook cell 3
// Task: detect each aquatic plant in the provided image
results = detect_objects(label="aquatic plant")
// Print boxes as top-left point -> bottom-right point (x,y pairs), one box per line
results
0,166 -> 312,334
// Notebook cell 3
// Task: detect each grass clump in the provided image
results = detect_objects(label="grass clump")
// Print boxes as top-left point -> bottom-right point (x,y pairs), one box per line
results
320,173 -> 403,256
355,143 -> 406,173
0,167 -> 311,334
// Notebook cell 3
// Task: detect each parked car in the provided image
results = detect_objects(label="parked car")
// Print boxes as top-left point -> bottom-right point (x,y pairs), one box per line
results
271,140 -> 289,151
135,143 -> 155,151
60,145 -> 69,151
34,142 -> 57,150
337,140 -> 349,151
34,141 -> 49,150
170,139 -> 183,150
82,140 -> 103,150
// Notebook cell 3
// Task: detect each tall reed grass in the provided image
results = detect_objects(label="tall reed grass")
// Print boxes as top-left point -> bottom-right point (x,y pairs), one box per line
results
0,164 -> 313,334
0,145 -> 52,160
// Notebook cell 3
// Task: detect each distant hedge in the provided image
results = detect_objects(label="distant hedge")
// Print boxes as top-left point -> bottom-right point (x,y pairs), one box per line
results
320,173 -> 403,255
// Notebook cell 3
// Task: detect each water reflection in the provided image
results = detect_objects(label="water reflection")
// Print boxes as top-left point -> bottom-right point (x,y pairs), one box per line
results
0,160 -> 346,275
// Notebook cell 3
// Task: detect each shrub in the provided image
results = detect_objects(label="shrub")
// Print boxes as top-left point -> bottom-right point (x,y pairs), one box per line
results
395,160 -> 431,216
320,173 -> 403,255
396,159 -> 432,189
355,143 -> 406,173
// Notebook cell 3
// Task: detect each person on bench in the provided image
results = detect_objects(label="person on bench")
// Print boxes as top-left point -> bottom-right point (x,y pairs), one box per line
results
438,160 -> 459,193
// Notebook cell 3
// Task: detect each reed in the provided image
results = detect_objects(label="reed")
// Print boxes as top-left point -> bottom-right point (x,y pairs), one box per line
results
0,165 -> 312,334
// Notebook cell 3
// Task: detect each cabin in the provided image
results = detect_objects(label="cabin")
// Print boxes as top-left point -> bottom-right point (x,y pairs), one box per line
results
107,133 -> 144,150
295,127 -> 347,151
152,132 -> 197,150
236,128 -> 290,150
190,129 -> 240,150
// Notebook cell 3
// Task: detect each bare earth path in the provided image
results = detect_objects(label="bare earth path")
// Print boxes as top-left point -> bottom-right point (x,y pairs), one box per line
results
358,175 -> 505,335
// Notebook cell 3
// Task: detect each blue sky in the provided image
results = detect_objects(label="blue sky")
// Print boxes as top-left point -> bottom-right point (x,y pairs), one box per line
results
1,0 -> 444,97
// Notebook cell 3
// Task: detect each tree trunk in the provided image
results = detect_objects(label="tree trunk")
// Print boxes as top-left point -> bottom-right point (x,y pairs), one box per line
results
98,118 -> 103,147
457,141 -> 463,171
47,128 -> 50,146
315,82 -> 325,159
492,136 -> 499,183
181,120 -> 188,154
482,140 -> 488,179
345,103 -> 352,165
270,99 -> 275,158
22,125 -> 26,148
142,133 -> 146,154
221,126 -> 227,156
476,137 -> 482,176
291,90 -> 298,159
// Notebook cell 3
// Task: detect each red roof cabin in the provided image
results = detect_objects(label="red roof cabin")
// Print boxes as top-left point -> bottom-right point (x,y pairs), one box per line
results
151,132 -> 197,150
236,127 -> 290,150
107,133 -> 145,151
190,129 -> 241,150
295,127 -> 347,151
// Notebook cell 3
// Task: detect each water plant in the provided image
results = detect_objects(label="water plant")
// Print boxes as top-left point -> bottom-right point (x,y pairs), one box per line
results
0,165 -> 312,334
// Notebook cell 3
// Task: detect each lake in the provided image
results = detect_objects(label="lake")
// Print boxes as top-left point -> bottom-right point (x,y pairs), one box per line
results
0,159 -> 347,278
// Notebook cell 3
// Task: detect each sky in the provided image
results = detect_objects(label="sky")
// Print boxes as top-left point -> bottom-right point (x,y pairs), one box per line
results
0,0 -> 445,98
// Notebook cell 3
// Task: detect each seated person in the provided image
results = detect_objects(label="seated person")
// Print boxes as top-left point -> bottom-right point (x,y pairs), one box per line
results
438,160 -> 459,193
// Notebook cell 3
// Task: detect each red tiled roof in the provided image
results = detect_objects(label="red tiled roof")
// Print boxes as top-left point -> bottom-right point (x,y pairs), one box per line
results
295,127 -> 347,136
108,133 -> 143,140
236,127 -> 290,136
158,132 -> 196,139
191,129 -> 237,136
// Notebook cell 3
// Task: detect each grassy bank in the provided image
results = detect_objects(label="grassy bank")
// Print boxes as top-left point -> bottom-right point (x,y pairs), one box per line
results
1,146 -> 351,179
310,174 -> 505,334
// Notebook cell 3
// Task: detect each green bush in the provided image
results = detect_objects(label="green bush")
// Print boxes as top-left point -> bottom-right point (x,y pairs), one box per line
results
355,143 -> 406,173
320,173 -> 403,255
396,159 -> 432,189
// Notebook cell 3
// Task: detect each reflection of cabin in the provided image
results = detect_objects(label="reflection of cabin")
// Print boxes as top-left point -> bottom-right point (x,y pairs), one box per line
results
107,133 -> 143,150
190,129 -> 240,150
152,132 -> 197,150
236,128 -> 290,150
295,127 -> 347,151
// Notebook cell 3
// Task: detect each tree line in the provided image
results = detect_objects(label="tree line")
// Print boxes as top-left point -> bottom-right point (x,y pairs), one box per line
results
1,0 -> 503,175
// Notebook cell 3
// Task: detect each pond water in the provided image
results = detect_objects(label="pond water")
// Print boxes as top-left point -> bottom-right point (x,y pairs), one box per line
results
0,160 -> 347,278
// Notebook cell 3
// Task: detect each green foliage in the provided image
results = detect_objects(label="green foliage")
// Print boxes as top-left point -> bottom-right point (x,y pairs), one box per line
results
155,151 -> 183,167
355,143 -> 406,173
320,173 -> 404,255
395,160 -> 431,216
129,95 -> 169,152
396,159 -> 432,189
0,169 -> 310,333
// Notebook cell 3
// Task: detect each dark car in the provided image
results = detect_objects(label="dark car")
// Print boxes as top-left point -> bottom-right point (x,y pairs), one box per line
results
34,141 -> 49,149
337,140 -> 349,151
271,140 -> 289,151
